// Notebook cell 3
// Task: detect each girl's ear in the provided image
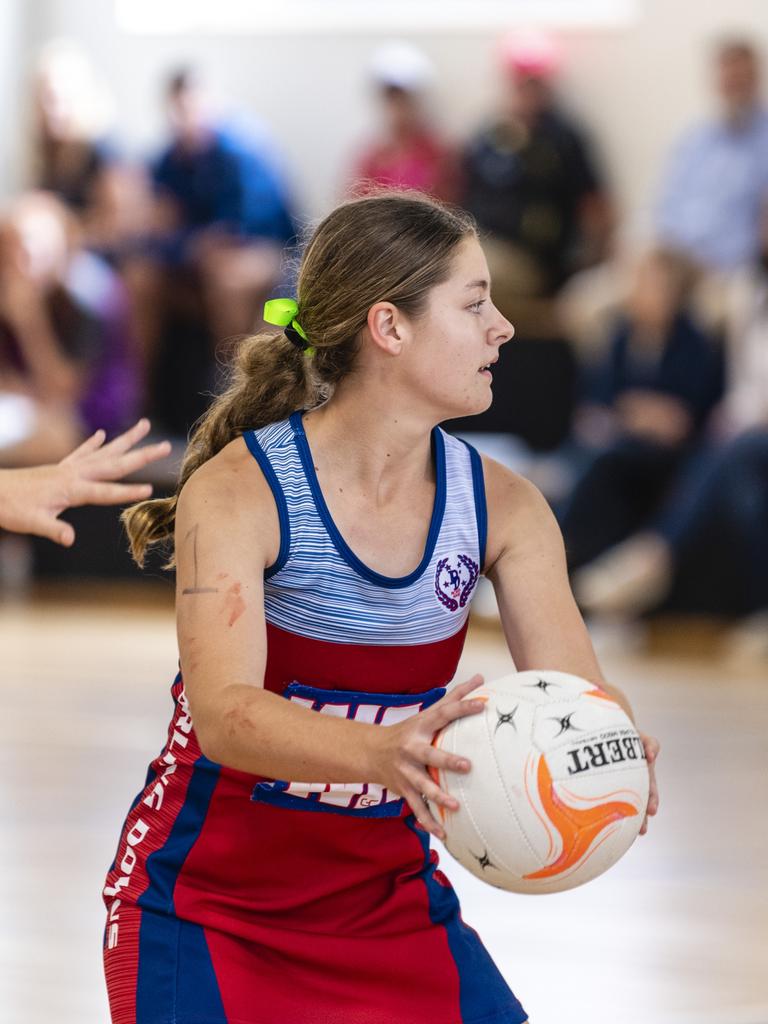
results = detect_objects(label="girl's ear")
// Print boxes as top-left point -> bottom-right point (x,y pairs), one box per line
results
366,302 -> 408,356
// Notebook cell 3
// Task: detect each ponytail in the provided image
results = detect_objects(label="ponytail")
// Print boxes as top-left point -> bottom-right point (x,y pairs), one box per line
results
122,331 -> 312,567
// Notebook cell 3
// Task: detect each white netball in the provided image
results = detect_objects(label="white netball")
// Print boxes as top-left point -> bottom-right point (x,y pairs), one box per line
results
430,670 -> 650,894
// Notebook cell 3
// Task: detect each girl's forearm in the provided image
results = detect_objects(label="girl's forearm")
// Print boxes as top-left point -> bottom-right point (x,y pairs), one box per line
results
194,683 -> 384,782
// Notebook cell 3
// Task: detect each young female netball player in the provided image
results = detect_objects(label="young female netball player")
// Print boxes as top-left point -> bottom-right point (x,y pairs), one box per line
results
105,192 -> 659,1024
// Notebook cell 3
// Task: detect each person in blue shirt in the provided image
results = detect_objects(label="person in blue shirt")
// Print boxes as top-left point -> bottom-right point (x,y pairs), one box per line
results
125,68 -> 298,431
656,38 -> 768,274
151,70 -> 296,256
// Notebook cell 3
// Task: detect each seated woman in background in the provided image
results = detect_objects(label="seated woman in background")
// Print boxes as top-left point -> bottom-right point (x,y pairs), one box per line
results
559,248 -> 724,575
570,240 -> 768,657
0,192 -> 140,466
30,38 -> 151,266
32,40 -> 114,215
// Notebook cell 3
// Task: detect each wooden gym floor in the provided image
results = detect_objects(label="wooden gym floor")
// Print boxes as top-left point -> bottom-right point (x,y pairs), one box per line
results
0,583 -> 766,1024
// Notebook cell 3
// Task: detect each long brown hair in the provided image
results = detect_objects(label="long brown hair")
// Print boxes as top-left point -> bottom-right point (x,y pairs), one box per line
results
123,191 -> 476,566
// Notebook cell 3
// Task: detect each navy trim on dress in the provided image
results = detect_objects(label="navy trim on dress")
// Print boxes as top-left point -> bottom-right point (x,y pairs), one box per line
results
284,680 -> 446,709
462,440 -> 488,572
289,410 -> 447,589
242,430 -> 291,579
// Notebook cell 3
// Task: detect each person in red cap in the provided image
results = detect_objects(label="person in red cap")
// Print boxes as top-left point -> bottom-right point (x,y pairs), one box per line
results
461,31 -> 613,339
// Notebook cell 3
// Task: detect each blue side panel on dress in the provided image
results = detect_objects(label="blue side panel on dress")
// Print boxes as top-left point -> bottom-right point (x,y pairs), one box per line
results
406,819 -> 529,1024
138,756 -> 221,915
136,910 -> 227,1023
136,911 -> 178,1023
176,919 -> 228,1021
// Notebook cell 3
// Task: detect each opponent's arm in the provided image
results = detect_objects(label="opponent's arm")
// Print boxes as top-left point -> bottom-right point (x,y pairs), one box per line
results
482,457 -> 659,833
176,439 -> 483,837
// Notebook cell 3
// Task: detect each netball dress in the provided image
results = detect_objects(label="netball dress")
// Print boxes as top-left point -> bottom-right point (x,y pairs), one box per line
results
103,411 -> 527,1024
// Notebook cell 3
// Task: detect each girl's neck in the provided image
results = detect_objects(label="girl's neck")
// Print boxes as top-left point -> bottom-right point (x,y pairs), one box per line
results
302,388 -> 435,495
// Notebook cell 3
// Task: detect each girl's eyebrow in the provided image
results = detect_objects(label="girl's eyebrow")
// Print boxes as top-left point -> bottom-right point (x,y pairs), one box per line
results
465,279 -> 489,291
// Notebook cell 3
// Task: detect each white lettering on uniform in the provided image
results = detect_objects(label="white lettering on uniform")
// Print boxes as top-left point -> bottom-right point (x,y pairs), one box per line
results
106,688 -> 197,950
281,695 -> 425,810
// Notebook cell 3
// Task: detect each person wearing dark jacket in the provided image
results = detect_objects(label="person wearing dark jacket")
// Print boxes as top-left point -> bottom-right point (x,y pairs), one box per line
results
560,249 -> 724,572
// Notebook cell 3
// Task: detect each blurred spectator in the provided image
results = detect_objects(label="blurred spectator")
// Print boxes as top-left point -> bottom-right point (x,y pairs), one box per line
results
656,38 -> 768,276
126,65 -> 296,403
559,249 -> 724,572
569,236 -> 768,649
348,43 -> 458,201
32,40 -> 115,214
461,31 -> 613,338
0,192 -> 139,466
30,39 -> 150,263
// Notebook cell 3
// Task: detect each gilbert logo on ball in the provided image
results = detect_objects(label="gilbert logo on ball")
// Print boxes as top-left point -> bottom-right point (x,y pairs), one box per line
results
428,670 -> 650,894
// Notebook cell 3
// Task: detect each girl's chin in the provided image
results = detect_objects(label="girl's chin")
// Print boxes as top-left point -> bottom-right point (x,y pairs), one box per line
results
442,391 -> 494,422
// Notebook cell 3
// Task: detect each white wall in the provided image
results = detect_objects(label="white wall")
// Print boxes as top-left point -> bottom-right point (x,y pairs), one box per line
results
0,0 -> 31,198
12,0 -> 768,238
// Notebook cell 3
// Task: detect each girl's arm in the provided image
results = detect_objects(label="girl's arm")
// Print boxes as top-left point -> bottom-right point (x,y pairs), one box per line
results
482,456 -> 659,832
175,439 -> 483,838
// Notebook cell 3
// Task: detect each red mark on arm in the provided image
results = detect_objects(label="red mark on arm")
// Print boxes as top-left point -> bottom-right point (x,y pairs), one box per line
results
225,582 -> 246,627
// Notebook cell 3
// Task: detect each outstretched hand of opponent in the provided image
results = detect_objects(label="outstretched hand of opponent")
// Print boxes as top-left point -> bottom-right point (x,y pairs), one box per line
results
0,418 -> 172,547
372,674 -> 486,840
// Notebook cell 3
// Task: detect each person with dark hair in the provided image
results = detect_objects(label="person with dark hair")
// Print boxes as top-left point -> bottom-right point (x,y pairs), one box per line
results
461,31 -> 613,339
125,67 -> 298,428
656,37 -> 768,275
104,192 -> 658,1024
348,43 -> 459,201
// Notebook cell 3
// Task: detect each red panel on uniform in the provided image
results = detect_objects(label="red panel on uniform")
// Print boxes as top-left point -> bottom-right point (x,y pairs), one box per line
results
263,620 -> 469,695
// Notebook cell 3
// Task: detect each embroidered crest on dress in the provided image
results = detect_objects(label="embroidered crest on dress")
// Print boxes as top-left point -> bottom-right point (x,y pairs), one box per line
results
434,553 -> 479,612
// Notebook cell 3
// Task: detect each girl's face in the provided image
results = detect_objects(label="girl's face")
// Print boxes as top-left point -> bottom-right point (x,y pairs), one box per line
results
400,235 -> 514,422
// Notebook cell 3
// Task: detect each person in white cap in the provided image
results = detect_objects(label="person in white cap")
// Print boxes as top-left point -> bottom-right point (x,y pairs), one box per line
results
348,42 -> 458,201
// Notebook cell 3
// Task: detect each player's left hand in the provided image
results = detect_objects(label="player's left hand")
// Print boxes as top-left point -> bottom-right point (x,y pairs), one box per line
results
638,731 -> 660,835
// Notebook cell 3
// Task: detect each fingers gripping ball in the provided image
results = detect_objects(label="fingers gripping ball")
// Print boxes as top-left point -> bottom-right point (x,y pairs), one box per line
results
428,671 -> 650,894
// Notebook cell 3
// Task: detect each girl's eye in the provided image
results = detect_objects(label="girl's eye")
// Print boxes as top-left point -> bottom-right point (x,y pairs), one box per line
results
468,300 -> 486,314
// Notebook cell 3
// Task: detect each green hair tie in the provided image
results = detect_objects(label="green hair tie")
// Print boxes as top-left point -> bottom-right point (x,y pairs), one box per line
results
264,298 -> 315,357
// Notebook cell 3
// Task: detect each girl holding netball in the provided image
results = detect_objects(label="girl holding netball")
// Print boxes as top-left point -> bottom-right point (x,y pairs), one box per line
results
105,192 -> 658,1024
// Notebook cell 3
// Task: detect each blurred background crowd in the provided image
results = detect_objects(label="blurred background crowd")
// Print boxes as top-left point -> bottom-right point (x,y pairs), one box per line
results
1,2 -> 767,658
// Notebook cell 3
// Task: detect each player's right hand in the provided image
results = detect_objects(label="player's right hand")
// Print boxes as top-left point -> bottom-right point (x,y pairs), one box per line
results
371,674 -> 486,840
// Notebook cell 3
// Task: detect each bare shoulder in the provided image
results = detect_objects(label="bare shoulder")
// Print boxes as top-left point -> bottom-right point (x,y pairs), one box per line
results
481,454 -> 563,575
179,438 -> 272,511
482,454 -> 545,510
176,437 -> 281,565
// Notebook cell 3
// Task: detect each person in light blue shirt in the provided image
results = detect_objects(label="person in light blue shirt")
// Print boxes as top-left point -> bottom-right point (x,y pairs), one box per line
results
656,38 -> 768,272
